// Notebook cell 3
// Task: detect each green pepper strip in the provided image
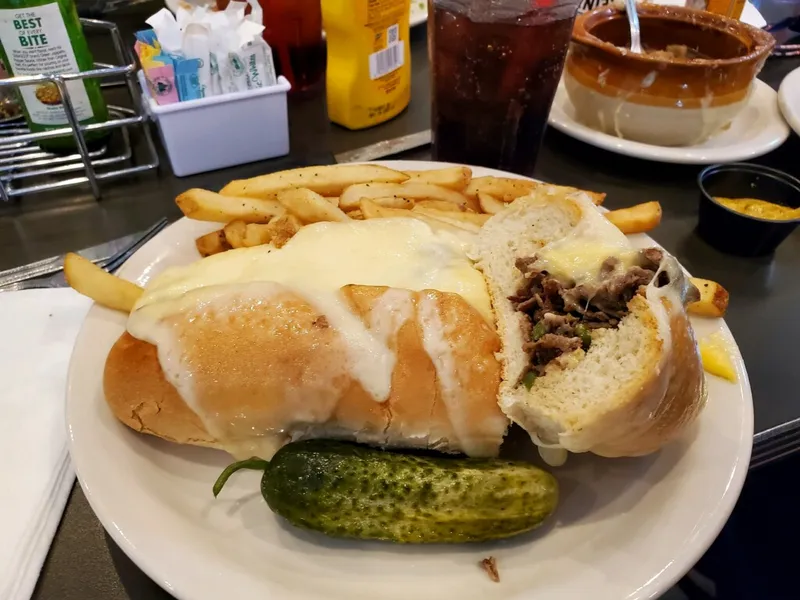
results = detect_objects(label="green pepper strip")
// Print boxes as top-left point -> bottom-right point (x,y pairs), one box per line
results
532,321 -> 547,341
522,371 -> 537,390
573,323 -> 592,350
213,457 -> 270,498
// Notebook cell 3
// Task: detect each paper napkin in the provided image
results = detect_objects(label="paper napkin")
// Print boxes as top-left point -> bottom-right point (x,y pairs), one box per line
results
0,289 -> 91,600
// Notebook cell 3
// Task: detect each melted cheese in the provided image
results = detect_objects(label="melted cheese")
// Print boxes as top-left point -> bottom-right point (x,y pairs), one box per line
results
699,332 -> 737,382
128,218 -> 492,407
536,212 -> 639,284
537,241 -> 640,284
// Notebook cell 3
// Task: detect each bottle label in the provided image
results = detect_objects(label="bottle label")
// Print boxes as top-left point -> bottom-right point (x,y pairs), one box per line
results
0,3 -> 94,125
368,29 -> 404,81
363,0 -> 409,120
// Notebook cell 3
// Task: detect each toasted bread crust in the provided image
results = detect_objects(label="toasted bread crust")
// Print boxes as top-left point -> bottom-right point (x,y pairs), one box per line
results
585,298 -> 706,457
556,295 -> 706,457
104,331 -> 218,448
103,285 -> 508,458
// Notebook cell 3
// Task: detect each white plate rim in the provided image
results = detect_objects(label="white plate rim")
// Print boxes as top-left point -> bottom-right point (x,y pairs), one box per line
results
778,66 -> 800,138
410,1 -> 428,27
548,79 -> 790,164
67,160 -> 754,600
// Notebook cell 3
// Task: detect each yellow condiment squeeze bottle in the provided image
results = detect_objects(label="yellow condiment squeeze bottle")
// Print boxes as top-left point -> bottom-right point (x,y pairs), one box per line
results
321,0 -> 411,130
704,0 -> 745,20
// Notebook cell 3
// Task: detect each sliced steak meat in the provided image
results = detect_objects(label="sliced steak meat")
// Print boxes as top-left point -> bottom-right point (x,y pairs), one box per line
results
542,312 -> 579,336
640,248 -> 664,272
585,265 -> 656,318
599,256 -> 620,278
523,334 -> 583,376
510,247 -> 663,380
515,256 -> 540,275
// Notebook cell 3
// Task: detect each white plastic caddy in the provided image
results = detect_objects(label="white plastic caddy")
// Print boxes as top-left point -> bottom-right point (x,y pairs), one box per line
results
138,71 -> 291,177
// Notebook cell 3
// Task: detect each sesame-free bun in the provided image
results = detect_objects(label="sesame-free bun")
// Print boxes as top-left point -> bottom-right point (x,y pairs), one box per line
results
472,188 -> 706,457
103,285 -> 508,459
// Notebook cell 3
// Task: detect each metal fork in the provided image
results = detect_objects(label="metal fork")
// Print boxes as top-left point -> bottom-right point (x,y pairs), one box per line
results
1,217 -> 169,291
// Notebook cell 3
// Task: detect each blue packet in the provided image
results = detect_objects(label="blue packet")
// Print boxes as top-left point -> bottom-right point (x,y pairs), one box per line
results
174,57 -> 205,101
135,29 -> 160,48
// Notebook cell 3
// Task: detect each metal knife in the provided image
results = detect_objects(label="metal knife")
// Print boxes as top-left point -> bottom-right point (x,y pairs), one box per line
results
0,231 -> 143,288
334,130 -> 432,163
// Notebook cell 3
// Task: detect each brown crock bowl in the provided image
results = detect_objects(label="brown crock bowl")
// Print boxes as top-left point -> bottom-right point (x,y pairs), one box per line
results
564,5 -> 776,146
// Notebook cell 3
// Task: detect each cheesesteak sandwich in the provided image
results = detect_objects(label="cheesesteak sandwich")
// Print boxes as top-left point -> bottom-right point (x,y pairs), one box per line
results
102,184 -> 705,463
104,218 -> 509,459
472,188 -> 707,458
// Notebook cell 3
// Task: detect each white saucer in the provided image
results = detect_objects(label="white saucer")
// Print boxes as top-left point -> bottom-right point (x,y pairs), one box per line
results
778,67 -> 800,138
548,78 -> 790,164
410,0 -> 428,26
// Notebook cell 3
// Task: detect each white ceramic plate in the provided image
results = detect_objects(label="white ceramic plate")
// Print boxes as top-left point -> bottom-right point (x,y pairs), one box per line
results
410,1 -> 428,27
548,78 -> 790,164
67,160 -> 753,600
778,66 -> 800,139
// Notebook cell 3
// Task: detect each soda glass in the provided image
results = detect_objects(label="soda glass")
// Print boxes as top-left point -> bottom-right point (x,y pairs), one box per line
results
429,0 -> 581,174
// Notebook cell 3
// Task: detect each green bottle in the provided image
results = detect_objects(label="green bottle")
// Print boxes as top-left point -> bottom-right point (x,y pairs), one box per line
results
0,0 -> 108,152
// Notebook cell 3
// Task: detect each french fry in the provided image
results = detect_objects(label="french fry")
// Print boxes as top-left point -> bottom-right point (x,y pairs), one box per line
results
264,214 -> 303,248
359,199 -> 476,235
477,192 -> 506,215
324,197 -> 340,206
412,205 -> 490,226
358,196 -> 414,210
465,177 -> 606,206
605,201 -> 662,234
414,199 -> 463,212
339,182 -> 468,210
359,198 -> 395,220
348,209 -> 365,220
403,167 -> 472,191
687,278 -> 730,318
527,184 -> 605,206
223,220 -> 274,248
176,188 -> 285,224
195,230 -> 232,257
277,188 -> 351,224
242,222 -> 274,247
565,187 -> 605,206
223,220 -> 248,249
220,165 -> 409,199
465,176 -> 536,202
64,253 -> 143,313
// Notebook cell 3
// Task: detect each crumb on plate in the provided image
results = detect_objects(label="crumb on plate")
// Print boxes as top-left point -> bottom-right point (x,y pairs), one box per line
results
480,556 -> 499,583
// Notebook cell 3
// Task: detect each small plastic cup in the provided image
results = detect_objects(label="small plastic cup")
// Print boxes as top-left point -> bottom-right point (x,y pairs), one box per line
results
697,163 -> 800,257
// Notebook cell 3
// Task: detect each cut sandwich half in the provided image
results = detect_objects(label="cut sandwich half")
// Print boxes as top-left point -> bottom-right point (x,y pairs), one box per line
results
472,187 -> 707,458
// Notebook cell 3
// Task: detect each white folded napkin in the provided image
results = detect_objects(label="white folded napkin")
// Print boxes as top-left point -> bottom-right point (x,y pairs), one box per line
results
0,289 -> 91,600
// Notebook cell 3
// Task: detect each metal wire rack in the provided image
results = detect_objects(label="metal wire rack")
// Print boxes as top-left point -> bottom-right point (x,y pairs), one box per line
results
0,18 -> 158,202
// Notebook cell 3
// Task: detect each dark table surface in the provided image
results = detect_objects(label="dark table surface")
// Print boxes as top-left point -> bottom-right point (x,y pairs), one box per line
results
5,3 -> 797,599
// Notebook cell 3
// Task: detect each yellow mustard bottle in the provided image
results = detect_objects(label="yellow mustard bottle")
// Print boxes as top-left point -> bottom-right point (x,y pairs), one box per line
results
704,0 -> 746,19
321,0 -> 411,130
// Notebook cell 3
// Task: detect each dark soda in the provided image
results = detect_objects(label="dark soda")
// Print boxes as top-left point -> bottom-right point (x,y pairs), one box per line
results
429,1 -> 578,175
262,1 -> 326,95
